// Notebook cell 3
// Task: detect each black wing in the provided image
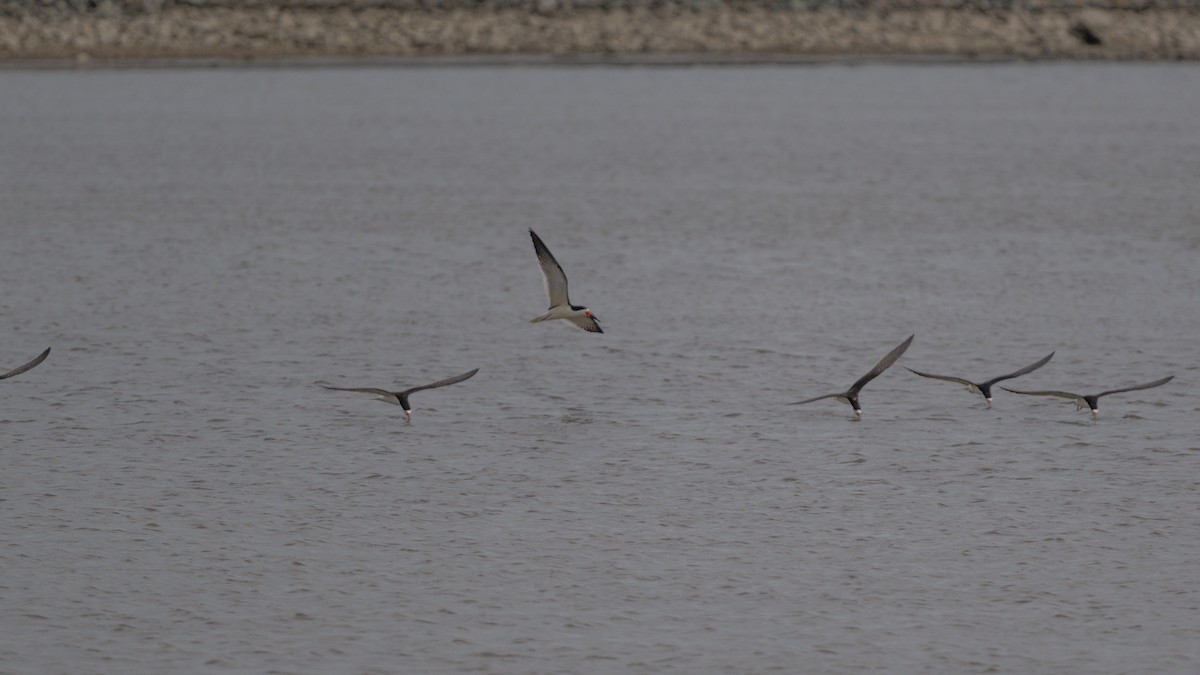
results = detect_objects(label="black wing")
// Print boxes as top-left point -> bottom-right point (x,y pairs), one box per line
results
0,347 -> 50,380
1000,387 -> 1081,400
566,314 -> 603,334
789,392 -> 840,406
400,368 -> 480,397
980,351 -> 1055,387
1096,375 -> 1174,399
315,381 -> 401,404
905,367 -> 976,388
847,334 -> 914,396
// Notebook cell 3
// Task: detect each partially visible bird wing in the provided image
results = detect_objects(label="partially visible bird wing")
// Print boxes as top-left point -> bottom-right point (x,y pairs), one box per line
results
905,367 -> 975,388
981,351 -> 1055,387
0,347 -> 50,380
315,381 -> 400,403
789,393 -> 840,406
400,368 -> 480,397
1096,375 -> 1174,399
848,334 -> 914,396
565,314 -> 603,334
1000,387 -> 1081,400
530,229 -> 570,308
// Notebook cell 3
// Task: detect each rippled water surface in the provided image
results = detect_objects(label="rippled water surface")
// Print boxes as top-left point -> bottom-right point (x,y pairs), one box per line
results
2,63 -> 1199,673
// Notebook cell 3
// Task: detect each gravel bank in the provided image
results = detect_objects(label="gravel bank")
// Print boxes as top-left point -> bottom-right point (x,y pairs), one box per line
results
3,1 -> 1199,61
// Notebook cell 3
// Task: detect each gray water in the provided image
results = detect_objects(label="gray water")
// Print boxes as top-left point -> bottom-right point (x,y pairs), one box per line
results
2,63 -> 1199,673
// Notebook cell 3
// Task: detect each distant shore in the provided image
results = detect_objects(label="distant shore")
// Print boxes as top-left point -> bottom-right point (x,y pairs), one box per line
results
3,1 -> 1199,63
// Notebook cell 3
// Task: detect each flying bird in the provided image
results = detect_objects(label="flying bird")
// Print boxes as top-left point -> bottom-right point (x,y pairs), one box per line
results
316,368 -> 479,420
0,347 -> 50,380
790,334 -> 914,417
528,229 -> 602,334
905,351 -> 1055,407
1002,375 -> 1173,417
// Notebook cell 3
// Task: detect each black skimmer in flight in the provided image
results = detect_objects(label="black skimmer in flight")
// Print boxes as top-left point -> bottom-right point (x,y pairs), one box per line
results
528,229 -> 602,334
0,347 -> 50,380
790,334 -> 914,417
316,368 -> 479,420
905,351 -> 1054,407
1002,375 -> 1173,417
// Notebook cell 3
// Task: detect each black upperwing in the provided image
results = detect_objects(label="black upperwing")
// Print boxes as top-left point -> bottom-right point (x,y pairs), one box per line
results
847,334 -> 914,396
400,368 -> 481,397
0,347 -> 50,380
981,351 -> 1055,387
1095,375 -> 1174,399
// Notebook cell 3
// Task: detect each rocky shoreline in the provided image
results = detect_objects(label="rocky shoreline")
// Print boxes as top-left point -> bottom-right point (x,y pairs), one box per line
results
3,1 -> 1199,62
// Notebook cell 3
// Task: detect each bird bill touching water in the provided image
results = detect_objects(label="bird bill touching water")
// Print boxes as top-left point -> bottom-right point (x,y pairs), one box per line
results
790,334 -> 914,417
905,351 -> 1055,407
1002,375 -> 1173,417
316,368 -> 480,420
528,229 -> 602,334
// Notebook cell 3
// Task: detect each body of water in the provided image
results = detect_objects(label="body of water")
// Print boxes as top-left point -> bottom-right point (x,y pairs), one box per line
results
2,62 -> 1199,673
